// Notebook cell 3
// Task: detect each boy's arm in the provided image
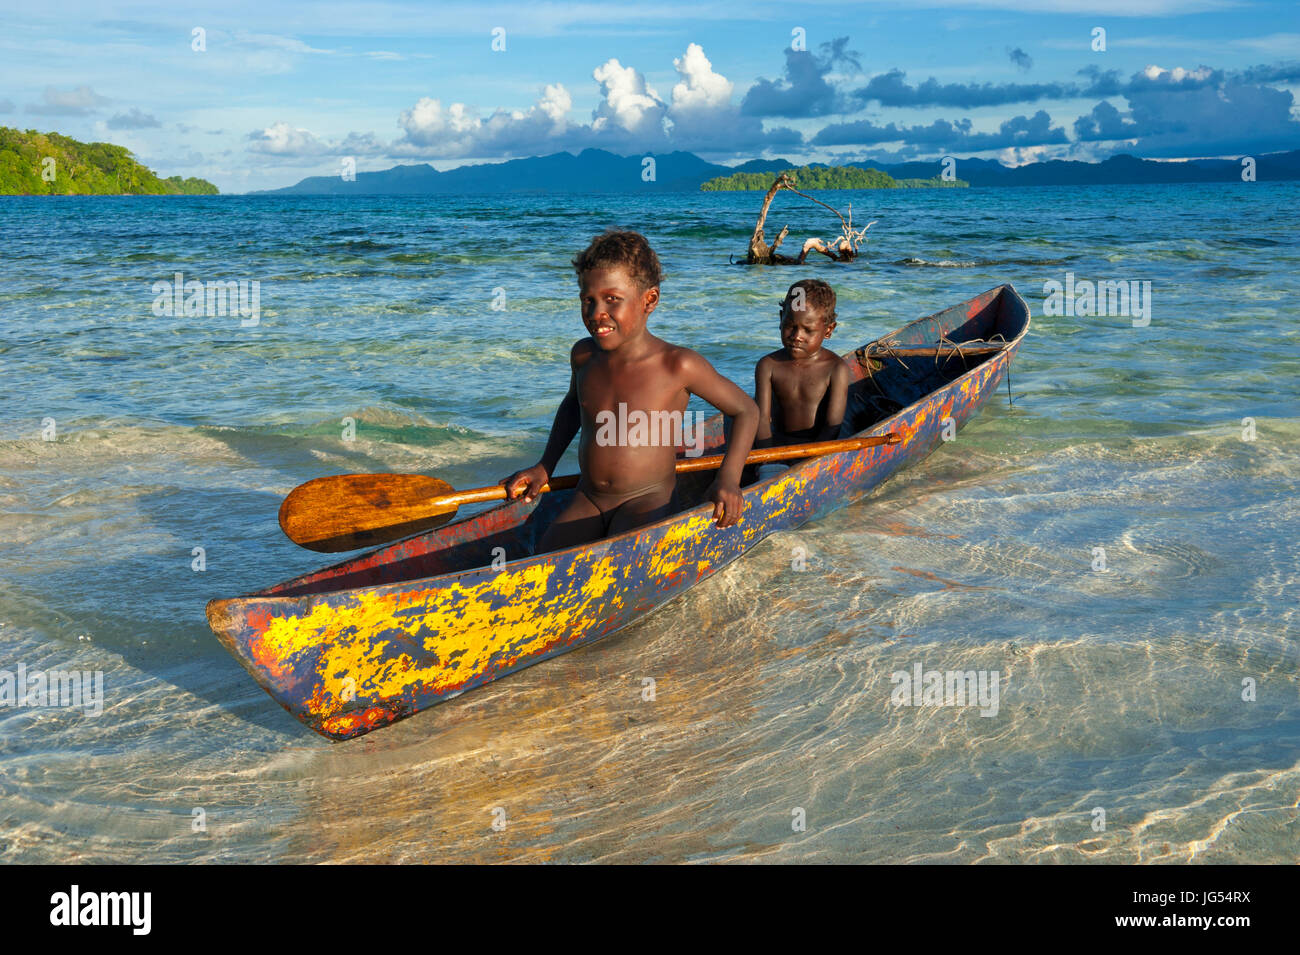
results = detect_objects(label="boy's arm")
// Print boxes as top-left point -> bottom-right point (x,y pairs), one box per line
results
537,372 -> 582,474
679,349 -> 758,527
501,345 -> 585,503
818,361 -> 851,441
753,357 -> 774,450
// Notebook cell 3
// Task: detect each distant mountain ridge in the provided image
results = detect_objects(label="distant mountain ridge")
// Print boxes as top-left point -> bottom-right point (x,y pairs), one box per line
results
255,147 -> 1300,195
256,150 -> 725,195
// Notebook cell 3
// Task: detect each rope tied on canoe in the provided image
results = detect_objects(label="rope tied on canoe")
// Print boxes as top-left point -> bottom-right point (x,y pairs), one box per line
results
852,335 -> 1013,423
854,334 -> 1009,374
856,338 -> 912,374
932,332 -> 1009,372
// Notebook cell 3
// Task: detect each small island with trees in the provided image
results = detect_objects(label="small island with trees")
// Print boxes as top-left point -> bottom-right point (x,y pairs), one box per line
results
0,128 -> 218,195
702,163 -> 967,191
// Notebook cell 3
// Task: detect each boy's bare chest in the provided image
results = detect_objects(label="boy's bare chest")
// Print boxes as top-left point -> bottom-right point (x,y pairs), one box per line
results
577,358 -> 687,415
772,362 -> 833,405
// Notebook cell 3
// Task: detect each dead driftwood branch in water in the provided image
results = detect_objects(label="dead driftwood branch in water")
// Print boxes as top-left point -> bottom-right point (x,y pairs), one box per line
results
746,173 -> 794,263
744,172 -> 878,265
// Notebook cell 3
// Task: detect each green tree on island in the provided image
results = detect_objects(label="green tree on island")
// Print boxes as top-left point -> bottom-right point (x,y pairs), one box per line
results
0,127 -> 218,195
701,164 -> 966,191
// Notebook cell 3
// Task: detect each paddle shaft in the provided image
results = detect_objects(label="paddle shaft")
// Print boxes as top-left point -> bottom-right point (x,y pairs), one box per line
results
280,432 -> 902,552
447,433 -> 901,510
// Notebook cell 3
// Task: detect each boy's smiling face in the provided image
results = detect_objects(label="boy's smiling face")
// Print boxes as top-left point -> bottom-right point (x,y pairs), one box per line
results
579,266 -> 658,351
779,299 -> 834,360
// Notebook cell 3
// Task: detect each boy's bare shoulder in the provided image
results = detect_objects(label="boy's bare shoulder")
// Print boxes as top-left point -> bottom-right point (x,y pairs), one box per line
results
822,349 -> 850,378
570,338 -> 598,367
755,349 -> 787,370
660,340 -> 713,376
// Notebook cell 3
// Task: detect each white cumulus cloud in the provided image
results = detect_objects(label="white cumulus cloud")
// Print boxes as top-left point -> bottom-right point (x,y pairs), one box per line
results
262,44 -> 801,163
671,43 -> 733,114
247,121 -> 330,156
591,58 -> 666,137
396,84 -> 574,157
394,44 -> 796,158
1141,64 -> 1215,83
246,122 -> 386,158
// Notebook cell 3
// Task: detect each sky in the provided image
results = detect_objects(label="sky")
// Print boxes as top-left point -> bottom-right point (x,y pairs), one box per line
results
0,0 -> 1297,192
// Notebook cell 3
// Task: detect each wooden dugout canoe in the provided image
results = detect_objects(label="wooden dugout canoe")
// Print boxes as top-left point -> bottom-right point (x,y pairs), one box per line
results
207,283 -> 1030,740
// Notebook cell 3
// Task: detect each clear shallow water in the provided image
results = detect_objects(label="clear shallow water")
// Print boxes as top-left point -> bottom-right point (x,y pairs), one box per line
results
1,184 -> 1297,863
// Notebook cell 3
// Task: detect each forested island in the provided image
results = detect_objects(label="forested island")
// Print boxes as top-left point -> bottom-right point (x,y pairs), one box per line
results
701,164 -> 968,191
0,128 -> 218,195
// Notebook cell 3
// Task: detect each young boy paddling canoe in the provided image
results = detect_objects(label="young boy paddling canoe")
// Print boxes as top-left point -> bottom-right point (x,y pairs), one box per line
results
753,279 -> 850,479
501,231 -> 758,552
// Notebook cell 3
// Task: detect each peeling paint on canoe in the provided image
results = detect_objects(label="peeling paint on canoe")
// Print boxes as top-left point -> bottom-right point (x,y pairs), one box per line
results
207,284 -> 1030,740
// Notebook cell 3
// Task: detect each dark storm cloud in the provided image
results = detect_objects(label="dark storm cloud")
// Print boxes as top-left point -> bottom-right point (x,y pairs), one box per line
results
855,69 -> 1077,108
740,37 -> 860,118
813,109 -> 1068,151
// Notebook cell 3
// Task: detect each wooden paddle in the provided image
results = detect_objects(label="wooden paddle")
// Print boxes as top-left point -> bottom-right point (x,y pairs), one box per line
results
280,432 -> 902,553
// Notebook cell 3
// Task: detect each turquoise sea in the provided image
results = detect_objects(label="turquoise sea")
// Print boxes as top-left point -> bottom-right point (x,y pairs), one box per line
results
1,184 -> 1297,863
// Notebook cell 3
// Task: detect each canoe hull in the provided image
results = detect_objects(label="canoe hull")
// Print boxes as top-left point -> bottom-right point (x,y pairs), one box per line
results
207,284 -> 1029,740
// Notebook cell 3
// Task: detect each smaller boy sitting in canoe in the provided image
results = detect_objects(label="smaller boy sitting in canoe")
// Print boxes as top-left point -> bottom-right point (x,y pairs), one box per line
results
753,279 -> 851,479
501,230 -> 759,552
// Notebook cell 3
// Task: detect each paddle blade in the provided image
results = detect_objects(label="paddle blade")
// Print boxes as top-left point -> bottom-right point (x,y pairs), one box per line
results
279,473 -> 458,553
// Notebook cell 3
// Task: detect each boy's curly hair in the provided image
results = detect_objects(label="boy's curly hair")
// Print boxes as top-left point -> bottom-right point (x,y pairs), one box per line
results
572,230 -> 664,291
784,279 -> 837,325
